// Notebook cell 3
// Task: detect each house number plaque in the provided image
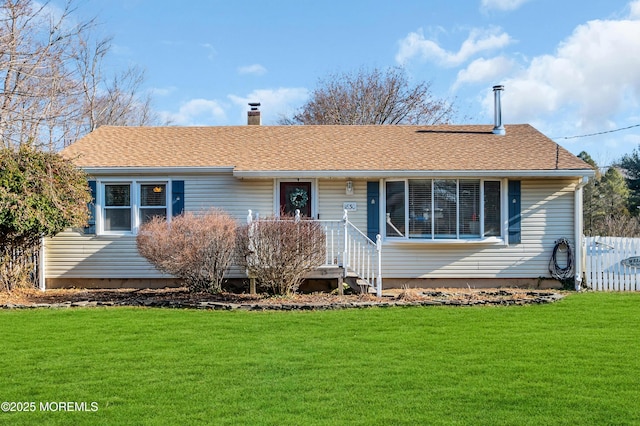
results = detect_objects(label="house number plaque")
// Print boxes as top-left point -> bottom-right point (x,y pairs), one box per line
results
343,202 -> 357,212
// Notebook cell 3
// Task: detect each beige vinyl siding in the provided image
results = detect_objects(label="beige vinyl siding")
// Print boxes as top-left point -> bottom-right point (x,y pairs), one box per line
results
185,174 -> 273,220
380,179 -> 577,279
46,173 -> 273,280
317,179 -> 367,230
46,175 -> 579,283
45,233 -> 166,279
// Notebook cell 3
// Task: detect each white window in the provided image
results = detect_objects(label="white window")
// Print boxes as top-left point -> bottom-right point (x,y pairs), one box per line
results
99,180 -> 169,235
385,179 -> 502,240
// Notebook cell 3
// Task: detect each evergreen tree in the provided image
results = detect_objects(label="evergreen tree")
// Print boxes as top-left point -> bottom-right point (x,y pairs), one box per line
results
618,148 -> 640,215
578,151 -> 604,235
600,167 -> 630,219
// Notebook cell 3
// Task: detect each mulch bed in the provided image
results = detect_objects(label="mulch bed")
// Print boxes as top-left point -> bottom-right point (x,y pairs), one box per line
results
0,287 -> 565,310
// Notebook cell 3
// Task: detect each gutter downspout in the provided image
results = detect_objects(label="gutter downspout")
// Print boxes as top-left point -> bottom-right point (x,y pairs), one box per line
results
39,237 -> 46,291
574,176 -> 589,291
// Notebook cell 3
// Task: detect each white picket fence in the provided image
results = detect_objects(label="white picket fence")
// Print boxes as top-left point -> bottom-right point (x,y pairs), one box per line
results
584,236 -> 640,291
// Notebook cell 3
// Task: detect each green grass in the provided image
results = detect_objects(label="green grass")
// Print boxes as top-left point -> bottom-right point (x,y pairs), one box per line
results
1,293 -> 640,425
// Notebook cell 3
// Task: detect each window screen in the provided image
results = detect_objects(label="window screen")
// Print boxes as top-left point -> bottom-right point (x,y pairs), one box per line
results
385,181 -> 405,237
484,181 -> 501,237
139,184 -> 167,224
409,180 -> 432,238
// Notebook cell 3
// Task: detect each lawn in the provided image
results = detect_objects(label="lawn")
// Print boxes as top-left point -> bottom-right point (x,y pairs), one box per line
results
1,292 -> 639,425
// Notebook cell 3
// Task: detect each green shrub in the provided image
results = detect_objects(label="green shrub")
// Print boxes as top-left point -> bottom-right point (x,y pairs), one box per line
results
0,145 -> 90,290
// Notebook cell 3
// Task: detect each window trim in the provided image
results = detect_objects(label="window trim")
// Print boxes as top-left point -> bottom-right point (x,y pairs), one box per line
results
382,178 -> 505,243
97,178 -> 172,236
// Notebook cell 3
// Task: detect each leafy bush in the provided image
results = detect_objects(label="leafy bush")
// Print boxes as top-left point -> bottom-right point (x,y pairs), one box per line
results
237,216 -> 326,296
136,210 -> 237,293
0,145 -> 90,291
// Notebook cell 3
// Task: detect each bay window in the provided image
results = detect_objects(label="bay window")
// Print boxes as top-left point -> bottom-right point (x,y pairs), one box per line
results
385,179 -> 502,240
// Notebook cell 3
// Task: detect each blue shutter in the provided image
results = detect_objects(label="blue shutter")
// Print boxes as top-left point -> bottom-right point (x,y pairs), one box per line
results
367,181 -> 380,241
84,180 -> 96,234
171,180 -> 184,217
508,180 -> 521,244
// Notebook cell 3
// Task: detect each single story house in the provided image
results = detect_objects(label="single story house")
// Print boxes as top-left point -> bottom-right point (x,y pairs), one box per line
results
44,88 -> 594,291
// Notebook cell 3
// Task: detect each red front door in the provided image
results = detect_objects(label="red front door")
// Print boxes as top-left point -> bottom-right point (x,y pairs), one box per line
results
280,182 -> 312,217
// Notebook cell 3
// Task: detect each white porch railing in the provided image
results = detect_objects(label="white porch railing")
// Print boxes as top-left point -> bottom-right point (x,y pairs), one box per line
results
248,210 -> 382,296
318,211 -> 382,296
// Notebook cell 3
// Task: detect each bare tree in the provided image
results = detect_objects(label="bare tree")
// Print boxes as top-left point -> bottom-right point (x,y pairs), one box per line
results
72,35 -> 157,135
280,67 -> 456,125
594,215 -> 640,238
0,0 -> 87,149
0,0 -> 157,151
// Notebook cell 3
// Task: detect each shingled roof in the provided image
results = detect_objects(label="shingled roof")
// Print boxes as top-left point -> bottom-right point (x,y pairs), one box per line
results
62,124 -> 592,176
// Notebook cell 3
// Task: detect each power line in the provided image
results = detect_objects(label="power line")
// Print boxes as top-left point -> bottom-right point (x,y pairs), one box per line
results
554,123 -> 640,140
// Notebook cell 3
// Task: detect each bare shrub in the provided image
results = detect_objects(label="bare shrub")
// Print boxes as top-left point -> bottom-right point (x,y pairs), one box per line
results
0,246 -> 36,292
136,209 -> 237,293
395,285 -> 424,302
237,216 -> 326,296
592,215 -> 640,237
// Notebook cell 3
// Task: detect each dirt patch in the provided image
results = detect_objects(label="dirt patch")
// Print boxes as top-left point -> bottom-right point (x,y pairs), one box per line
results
0,287 -> 565,309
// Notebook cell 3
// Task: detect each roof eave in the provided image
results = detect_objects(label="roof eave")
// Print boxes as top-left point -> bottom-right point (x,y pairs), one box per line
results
80,166 -> 595,179
83,166 -> 235,176
233,169 -> 597,179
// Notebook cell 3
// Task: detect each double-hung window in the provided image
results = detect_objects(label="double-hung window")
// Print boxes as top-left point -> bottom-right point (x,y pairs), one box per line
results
139,184 -> 167,224
104,184 -> 132,232
100,181 -> 169,235
385,179 -> 502,240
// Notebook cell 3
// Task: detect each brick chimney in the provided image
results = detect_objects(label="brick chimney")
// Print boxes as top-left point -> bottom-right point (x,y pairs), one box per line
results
248,102 -> 261,125
492,85 -> 505,135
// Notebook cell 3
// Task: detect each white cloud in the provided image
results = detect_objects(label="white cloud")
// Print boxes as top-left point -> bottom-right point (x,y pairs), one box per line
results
161,98 -> 227,126
473,5 -> 640,158
149,86 -> 177,97
228,87 -> 309,124
396,27 -> 512,67
157,88 -> 308,126
201,43 -> 217,60
238,64 -> 267,76
487,15 -> 640,132
453,56 -> 517,90
631,0 -> 640,18
481,0 -> 531,11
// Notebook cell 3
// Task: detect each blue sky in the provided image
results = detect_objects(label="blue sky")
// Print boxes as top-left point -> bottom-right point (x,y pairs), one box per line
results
69,0 -> 640,166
